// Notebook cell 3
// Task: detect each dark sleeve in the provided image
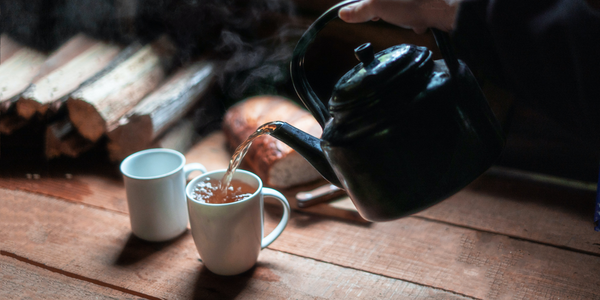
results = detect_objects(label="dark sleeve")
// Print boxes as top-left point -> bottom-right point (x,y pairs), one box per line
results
451,0 -> 600,145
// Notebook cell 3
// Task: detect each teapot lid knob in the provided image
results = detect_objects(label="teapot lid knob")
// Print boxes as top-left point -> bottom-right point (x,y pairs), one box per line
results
354,43 -> 374,65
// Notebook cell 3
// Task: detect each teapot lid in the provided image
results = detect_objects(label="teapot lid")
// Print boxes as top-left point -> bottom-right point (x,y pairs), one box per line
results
330,43 -> 433,112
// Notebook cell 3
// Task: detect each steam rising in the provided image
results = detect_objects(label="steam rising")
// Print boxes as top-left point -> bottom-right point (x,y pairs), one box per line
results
1,0 -> 302,102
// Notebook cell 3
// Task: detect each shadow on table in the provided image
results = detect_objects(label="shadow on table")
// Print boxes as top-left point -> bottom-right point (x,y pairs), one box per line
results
264,203 -> 373,229
473,173 -> 596,221
191,264 -> 256,299
113,232 -> 189,266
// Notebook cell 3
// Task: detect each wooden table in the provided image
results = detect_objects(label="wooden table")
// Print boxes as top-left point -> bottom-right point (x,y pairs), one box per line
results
2,131 -> 600,299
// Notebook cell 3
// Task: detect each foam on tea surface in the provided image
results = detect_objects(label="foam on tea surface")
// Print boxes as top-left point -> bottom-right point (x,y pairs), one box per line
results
218,121 -> 282,194
194,121 -> 282,203
194,178 -> 255,204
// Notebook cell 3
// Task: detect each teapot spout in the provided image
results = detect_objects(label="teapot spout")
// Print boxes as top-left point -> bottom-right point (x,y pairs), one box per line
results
270,122 -> 342,188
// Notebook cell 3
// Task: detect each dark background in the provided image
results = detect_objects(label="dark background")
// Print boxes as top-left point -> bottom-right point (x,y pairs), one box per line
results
1,0 -> 598,183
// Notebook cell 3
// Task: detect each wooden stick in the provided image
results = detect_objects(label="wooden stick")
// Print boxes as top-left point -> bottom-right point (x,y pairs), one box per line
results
64,36 -> 174,143
16,34 -> 122,120
106,60 -> 214,161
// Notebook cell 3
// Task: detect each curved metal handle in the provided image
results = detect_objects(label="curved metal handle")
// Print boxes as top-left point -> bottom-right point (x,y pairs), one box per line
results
290,0 -> 362,128
430,28 -> 460,78
290,1 -> 461,128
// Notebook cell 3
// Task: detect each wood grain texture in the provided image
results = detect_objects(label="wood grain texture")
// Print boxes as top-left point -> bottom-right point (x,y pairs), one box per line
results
0,46 -> 47,103
30,34 -> 99,82
0,45 -> 48,135
0,172 -> 128,213
0,255 -> 145,300
0,188 -> 469,300
2,135 -> 600,298
18,34 -> 122,118
38,42 -> 151,158
415,172 -> 600,255
262,204 -> 600,300
65,40 -> 169,142
106,60 -> 214,161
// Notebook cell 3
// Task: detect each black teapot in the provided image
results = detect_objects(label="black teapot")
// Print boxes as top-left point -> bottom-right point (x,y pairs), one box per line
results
269,0 -> 505,221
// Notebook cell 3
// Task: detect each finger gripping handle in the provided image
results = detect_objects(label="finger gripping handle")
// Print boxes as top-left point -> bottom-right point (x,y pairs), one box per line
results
290,0 -> 362,129
290,1 -> 460,128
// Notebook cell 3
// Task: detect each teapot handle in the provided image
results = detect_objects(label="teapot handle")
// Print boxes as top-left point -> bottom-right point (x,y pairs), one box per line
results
430,28 -> 460,78
290,0 -> 361,128
290,0 -> 461,129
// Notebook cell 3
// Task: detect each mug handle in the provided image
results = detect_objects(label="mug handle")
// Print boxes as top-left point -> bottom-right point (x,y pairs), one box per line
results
261,188 -> 291,249
184,163 -> 207,180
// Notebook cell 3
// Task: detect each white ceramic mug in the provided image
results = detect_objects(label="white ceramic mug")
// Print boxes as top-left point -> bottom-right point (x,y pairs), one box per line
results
186,169 -> 291,276
121,148 -> 206,242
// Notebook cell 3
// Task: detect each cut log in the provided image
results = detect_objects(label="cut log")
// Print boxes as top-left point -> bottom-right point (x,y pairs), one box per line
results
106,60 -> 214,161
0,189 -> 473,300
45,119 -> 94,159
16,34 -> 122,120
0,44 -> 47,108
65,36 -> 174,143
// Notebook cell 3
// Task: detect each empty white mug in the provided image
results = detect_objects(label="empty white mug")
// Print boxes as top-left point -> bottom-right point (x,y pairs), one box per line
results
186,169 -> 290,276
121,148 -> 206,242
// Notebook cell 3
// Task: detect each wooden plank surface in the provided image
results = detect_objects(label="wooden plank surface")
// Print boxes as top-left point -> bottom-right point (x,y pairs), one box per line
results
1,131 -> 599,298
18,34 -> 122,118
0,188 -> 470,300
0,255 -> 146,300
2,184 -> 599,299
0,172 -> 128,213
1,130 -> 598,253
416,172 -> 600,255
65,39 -> 169,143
262,205 -> 600,300
0,46 -> 47,103
106,60 -> 214,161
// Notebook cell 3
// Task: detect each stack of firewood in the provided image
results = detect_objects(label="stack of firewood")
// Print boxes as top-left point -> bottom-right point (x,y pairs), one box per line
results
0,33 -> 216,162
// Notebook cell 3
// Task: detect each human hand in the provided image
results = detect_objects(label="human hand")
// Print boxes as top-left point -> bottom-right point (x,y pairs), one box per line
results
338,0 -> 461,34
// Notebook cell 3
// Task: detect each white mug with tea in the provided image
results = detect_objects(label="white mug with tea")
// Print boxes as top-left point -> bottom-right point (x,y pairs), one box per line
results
186,169 -> 291,276
121,148 -> 206,242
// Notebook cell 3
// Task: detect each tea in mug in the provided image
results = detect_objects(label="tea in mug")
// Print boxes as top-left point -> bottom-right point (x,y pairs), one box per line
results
194,177 -> 255,204
218,121 -> 281,194
200,121 -> 279,203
